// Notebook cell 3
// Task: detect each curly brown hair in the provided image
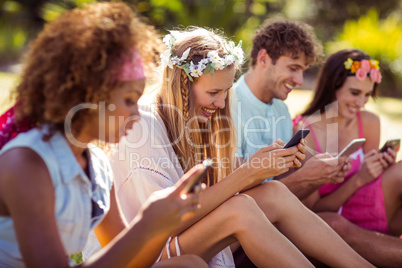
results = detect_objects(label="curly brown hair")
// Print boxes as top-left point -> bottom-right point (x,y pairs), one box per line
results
14,2 -> 161,137
250,18 -> 323,67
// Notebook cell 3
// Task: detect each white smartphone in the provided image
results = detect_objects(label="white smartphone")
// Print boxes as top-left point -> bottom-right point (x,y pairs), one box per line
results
337,138 -> 366,157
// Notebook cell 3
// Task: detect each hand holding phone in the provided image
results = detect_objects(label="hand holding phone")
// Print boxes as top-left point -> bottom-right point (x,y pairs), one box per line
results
379,139 -> 400,153
182,159 -> 212,194
284,129 -> 310,149
337,138 -> 366,157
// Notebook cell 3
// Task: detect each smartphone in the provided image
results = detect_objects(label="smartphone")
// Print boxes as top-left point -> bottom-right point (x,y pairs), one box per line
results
284,129 -> 311,149
337,138 -> 366,157
379,139 -> 400,153
182,159 -> 212,194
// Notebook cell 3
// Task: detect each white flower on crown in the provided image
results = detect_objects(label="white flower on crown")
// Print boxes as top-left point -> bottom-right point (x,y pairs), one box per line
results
233,47 -> 244,64
223,54 -> 235,65
200,58 -> 209,66
180,48 -> 191,62
207,51 -> 221,63
190,61 -> 203,77
171,56 -> 181,66
214,58 -> 225,70
160,50 -> 173,69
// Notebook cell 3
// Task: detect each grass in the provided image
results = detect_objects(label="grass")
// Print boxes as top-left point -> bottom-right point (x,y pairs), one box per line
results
1,71 -> 401,162
0,72 -> 18,114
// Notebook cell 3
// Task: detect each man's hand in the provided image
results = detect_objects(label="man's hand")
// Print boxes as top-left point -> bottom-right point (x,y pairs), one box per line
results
300,153 -> 351,186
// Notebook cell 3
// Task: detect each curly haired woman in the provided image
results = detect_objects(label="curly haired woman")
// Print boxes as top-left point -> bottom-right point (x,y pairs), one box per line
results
111,27 -> 373,267
0,3 -> 207,267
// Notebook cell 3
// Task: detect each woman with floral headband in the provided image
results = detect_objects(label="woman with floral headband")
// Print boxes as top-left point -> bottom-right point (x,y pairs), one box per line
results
111,28 -> 373,267
0,3 -> 209,267
295,49 -> 402,238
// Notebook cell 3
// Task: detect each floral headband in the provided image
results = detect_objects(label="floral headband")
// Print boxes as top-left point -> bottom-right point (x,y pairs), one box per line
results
160,31 -> 245,81
344,58 -> 382,83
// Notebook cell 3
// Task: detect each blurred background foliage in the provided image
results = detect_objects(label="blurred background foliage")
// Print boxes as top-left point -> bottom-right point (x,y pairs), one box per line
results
1,0 -> 402,96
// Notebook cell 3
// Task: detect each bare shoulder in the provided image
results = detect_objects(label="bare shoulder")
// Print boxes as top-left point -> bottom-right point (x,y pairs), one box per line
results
294,114 -> 320,130
359,110 -> 380,128
359,111 -> 381,151
0,147 -> 51,185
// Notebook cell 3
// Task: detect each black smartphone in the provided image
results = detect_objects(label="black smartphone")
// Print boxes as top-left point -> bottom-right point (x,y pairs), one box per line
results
284,129 -> 310,149
379,139 -> 400,153
182,159 -> 212,194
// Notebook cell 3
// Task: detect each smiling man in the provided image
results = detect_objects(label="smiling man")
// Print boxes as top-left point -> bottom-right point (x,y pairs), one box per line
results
233,19 -> 326,179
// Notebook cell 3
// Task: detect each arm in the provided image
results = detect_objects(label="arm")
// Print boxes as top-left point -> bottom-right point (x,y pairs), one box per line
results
94,185 -> 127,247
307,112 -> 383,212
280,153 -> 349,200
174,143 -> 302,234
0,148 -> 72,267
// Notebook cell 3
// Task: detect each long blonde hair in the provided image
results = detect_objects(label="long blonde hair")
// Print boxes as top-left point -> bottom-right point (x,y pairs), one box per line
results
156,27 -> 238,186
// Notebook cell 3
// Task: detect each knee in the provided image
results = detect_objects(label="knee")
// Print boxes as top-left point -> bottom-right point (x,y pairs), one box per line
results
156,255 -> 208,268
181,255 -> 208,268
393,161 -> 402,181
259,180 -> 293,200
220,194 -> 265,228
383,161 -> 402,188
223,194 -> 260,218
257,180 -> 301,210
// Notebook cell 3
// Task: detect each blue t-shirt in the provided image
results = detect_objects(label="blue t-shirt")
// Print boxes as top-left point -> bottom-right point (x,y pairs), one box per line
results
232,74 -> 293,172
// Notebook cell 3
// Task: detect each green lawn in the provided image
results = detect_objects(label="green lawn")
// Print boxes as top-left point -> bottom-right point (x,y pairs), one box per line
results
1,71 -> 401,161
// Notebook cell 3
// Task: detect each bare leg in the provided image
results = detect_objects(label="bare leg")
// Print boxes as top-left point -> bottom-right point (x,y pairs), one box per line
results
245,180 -> 372,268
164,194 -> 314,267
320,212 -> 402,267
382,161 -> 402,236
153,255 -> 208,268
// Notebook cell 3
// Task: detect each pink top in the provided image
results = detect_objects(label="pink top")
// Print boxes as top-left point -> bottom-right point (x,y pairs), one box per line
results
293,112 -> 388,234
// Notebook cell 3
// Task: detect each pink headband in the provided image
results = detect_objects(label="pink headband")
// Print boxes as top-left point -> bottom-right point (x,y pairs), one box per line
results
116,49 -> 145,81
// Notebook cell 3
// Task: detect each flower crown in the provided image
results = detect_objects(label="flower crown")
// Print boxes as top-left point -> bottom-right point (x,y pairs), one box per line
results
344,58 -> 382,83
160,31 -> 245,81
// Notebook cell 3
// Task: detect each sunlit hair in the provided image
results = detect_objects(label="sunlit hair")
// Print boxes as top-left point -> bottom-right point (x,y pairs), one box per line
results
155,27 -> 238,186
250,17 -> 323,67
302,49 -> 379,116
14,2 -> 161,138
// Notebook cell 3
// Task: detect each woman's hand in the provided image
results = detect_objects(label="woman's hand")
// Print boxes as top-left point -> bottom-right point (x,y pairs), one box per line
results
381,147 -> 397,167
356,150 -> 384,186
275,138 -> 306,168
244,140 -> 302,181
137,166 -> 205,236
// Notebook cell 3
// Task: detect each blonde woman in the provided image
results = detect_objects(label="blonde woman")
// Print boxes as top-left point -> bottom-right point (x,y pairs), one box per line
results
111,28 -> 373,267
